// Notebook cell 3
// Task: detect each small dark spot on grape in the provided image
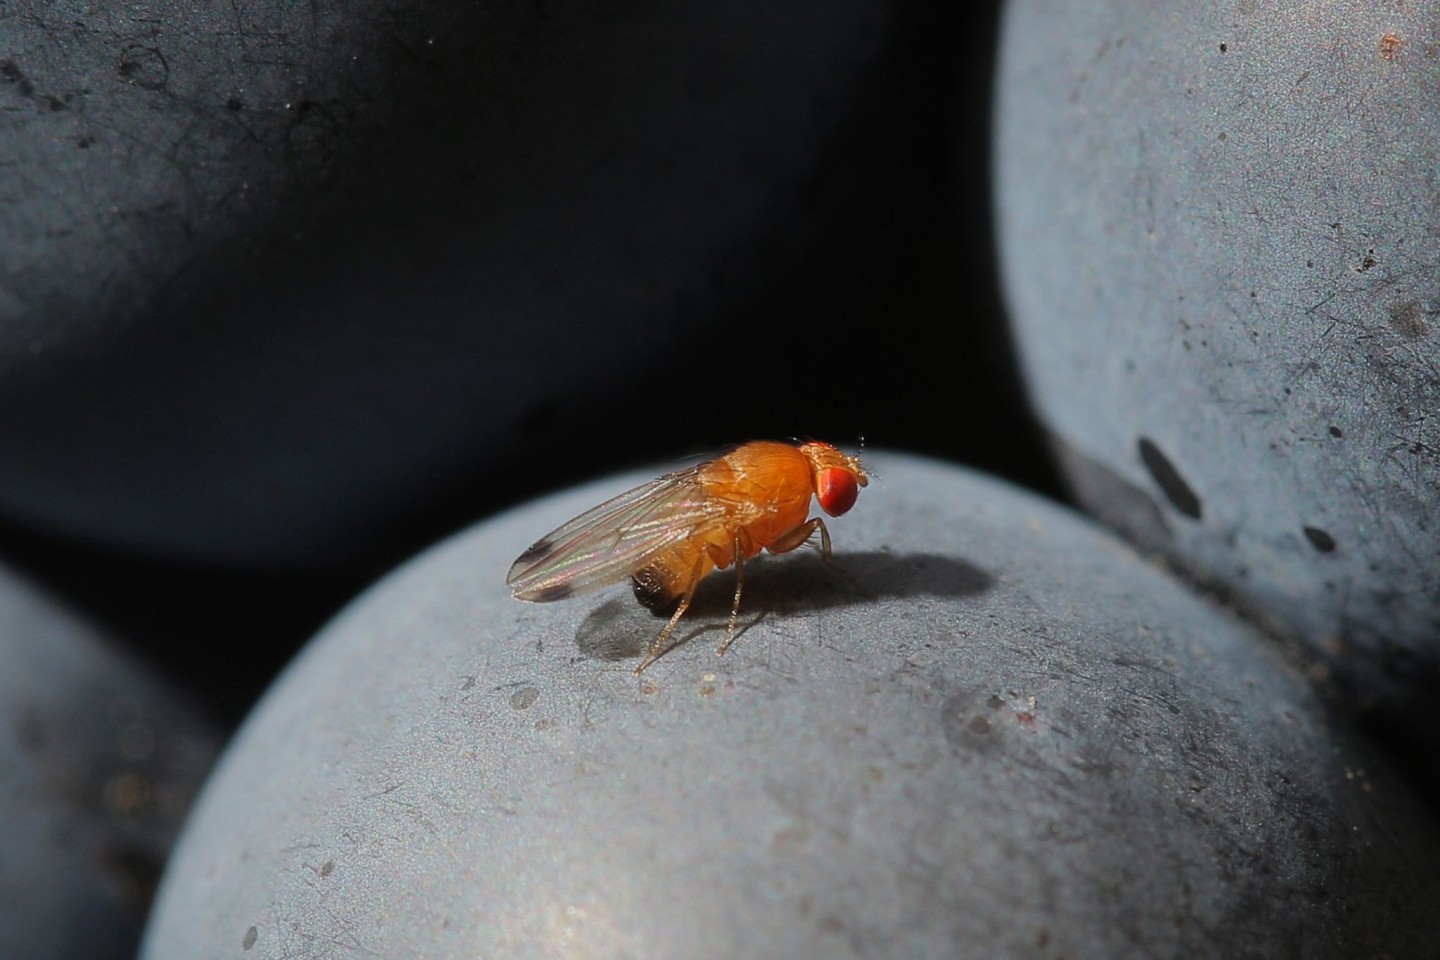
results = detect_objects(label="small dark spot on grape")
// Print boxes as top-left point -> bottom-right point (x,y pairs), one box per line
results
1387,300 -> 1432,340
117,44 -> 169,90
1303,526 -> 1337,553
1138,438 -> 1202,520
1,59 -> 35,97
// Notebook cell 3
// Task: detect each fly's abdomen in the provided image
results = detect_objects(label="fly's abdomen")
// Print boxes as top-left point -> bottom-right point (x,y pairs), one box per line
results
630,542 -> 716,617
632,564 -> 684,617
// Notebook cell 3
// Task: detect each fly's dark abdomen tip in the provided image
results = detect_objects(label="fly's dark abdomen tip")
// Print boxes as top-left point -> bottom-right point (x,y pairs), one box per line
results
531,582 -> 575,603
632,566 -> 681,617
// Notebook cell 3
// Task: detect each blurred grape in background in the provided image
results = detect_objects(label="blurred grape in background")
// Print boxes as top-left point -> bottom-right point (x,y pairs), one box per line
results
2,0 -> 1437,956
0,0 -> 1040,723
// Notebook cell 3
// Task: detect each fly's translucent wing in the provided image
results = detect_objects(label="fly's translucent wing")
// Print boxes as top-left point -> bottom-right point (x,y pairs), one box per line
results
506,465 -> 729,602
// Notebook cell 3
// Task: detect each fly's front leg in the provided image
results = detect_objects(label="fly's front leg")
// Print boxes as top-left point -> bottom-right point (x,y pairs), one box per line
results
772,516 -> 861,591
767,517 -> 831,561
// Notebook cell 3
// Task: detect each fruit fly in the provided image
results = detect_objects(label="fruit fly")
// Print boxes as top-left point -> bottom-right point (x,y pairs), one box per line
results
507,440 -> 868,673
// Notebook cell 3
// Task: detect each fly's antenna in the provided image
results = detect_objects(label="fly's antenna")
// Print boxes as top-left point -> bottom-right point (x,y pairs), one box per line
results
855,433 -> 881,483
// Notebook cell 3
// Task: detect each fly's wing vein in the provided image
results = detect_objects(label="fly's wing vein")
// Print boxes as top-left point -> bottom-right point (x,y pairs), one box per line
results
507,466 -> 726,600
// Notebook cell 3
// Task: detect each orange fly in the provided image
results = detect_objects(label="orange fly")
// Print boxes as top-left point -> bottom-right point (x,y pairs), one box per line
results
507,440 -> 868,672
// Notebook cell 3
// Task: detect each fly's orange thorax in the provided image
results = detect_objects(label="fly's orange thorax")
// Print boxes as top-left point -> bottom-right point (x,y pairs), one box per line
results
630,442 -> 818,614
697,441 -> 817,565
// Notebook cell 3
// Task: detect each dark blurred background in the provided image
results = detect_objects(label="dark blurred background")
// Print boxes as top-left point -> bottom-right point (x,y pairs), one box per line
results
0,0 -> 1052,726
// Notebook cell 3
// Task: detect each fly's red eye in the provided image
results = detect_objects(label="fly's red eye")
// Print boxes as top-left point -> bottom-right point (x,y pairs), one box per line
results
816,467 -> 859,516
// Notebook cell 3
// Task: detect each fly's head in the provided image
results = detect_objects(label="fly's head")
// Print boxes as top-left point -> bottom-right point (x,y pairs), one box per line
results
799,441 -> 868,517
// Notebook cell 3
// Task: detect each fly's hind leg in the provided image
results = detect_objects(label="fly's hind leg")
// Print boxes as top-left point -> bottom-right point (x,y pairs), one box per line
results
634,555 -> 708,674
717,538 -> 746,657
635,593 -> 694,674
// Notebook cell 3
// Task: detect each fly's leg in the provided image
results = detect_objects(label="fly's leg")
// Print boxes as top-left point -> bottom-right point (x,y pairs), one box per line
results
770,516 -> 866,591
767,517 -> 831,560
717,538 -> 746,656
634,594 -> 693,674
634,555 -> 707,674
